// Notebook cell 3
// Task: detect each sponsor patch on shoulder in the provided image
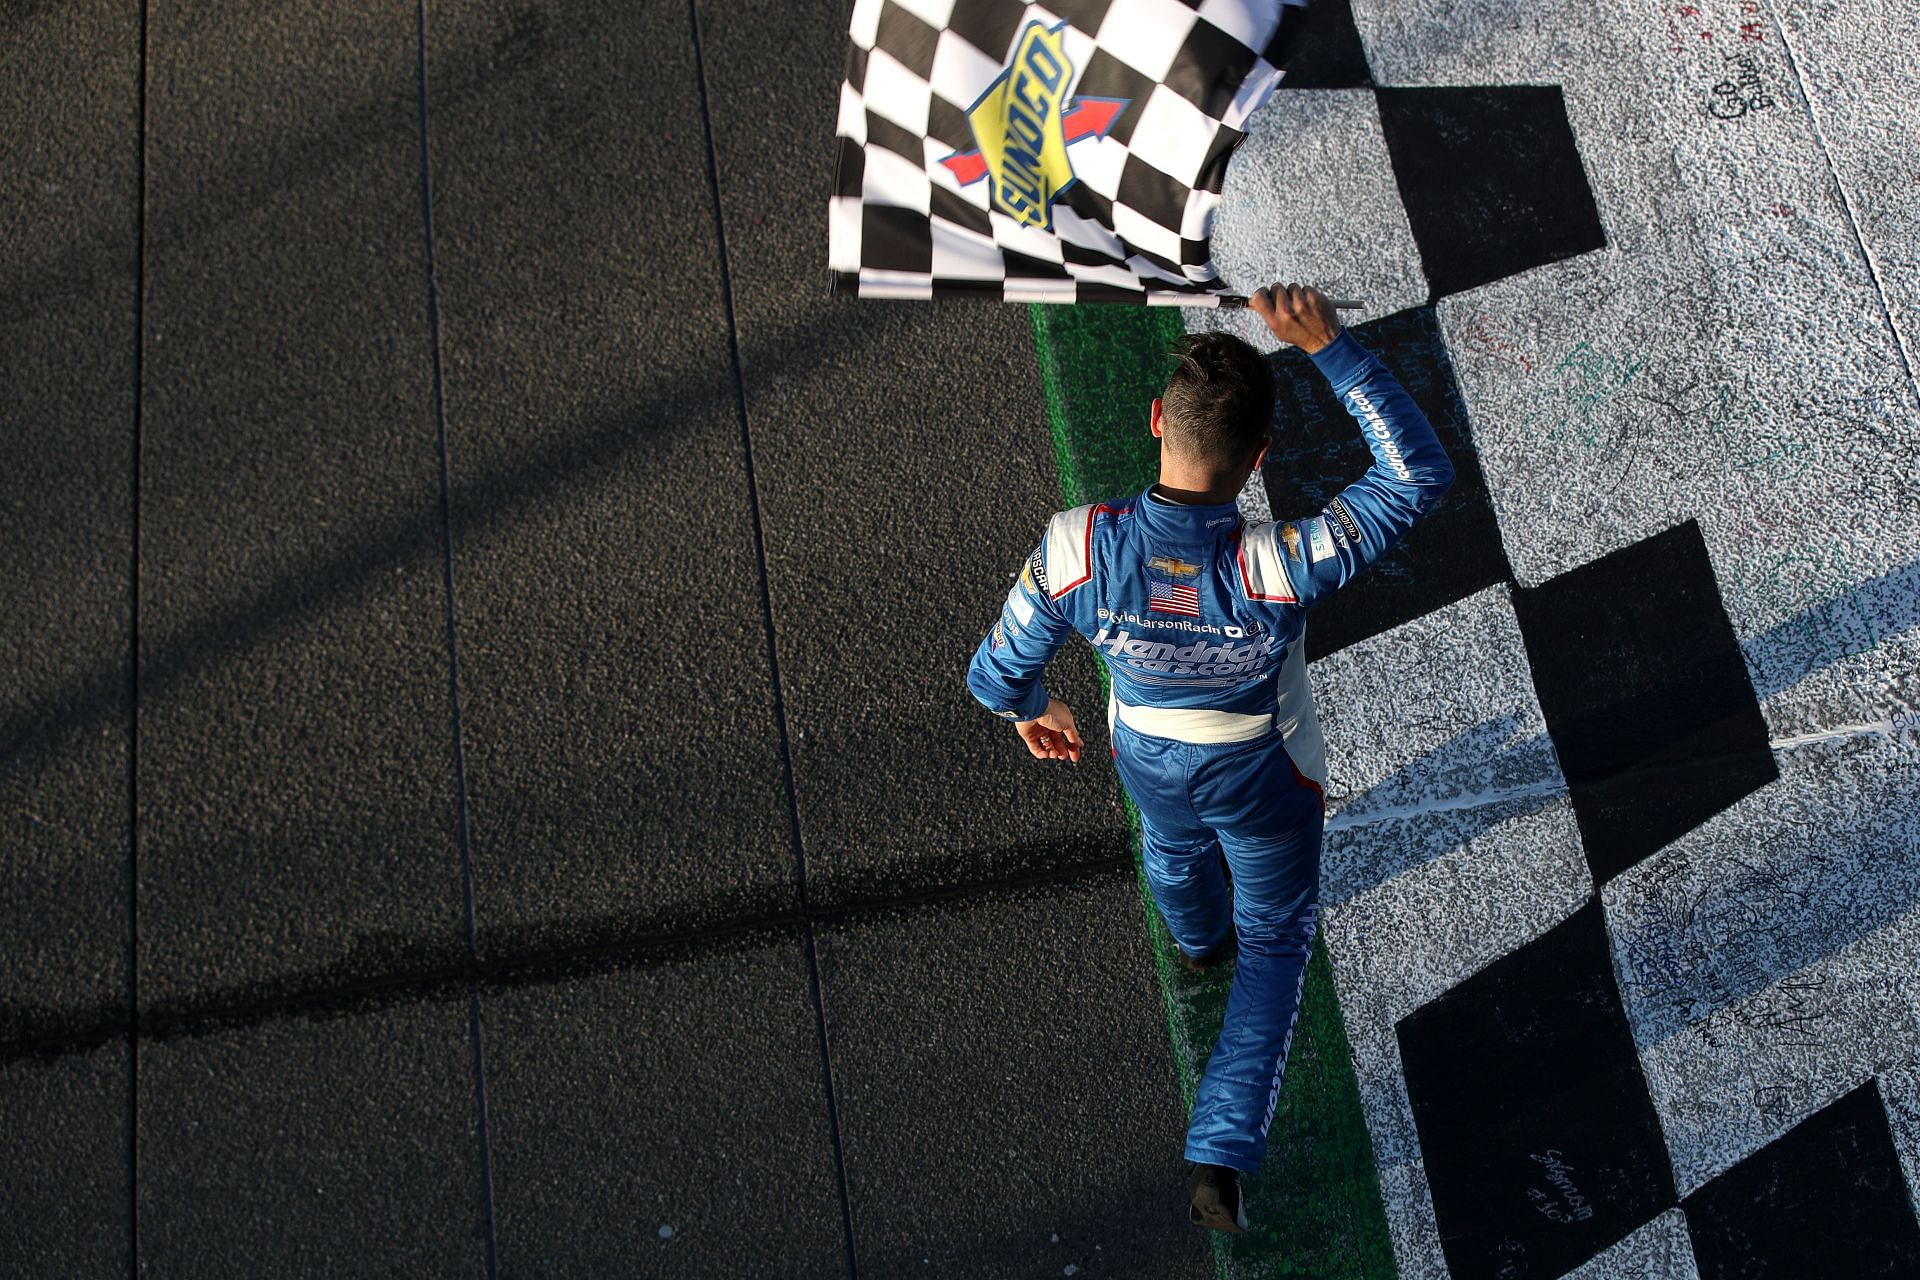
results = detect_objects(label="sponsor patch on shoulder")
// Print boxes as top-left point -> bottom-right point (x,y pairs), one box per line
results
1327,496 -> 1361,546
1006,585 -> 1036,627
1308,516 -> 1335,562
990,621 -> 1007,649
1280,522 -> 1303,561
1026,546 -> 1049,593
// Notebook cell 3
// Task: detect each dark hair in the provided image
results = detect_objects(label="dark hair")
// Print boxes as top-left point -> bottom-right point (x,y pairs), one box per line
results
1160,331 -> 1275,472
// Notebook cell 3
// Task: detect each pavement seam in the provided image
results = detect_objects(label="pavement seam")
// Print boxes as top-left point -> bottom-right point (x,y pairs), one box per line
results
412,2 -> 499,1274
466,993 -> 500,1280
1770,11 -> 1920,404
131,1 -> 150,1271
686,1 -> 860,1272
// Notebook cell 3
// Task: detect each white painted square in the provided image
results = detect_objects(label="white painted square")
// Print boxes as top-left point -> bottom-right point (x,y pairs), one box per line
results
1560,1208 -> 1700,1280
1308,586 -> 1568,887
827,196 -> 863,271
1111,201 -> 1185,265
1177,186 -> 1220,243
862,47 -> 933,135
929,215 -> 1001,279
929,27 -> 1003,108
1222,60 -> 1285,130
1065,261 -> 1143,292
1092,0 -> 1199,81
836,79 -> 867,143
1347,0 -> 1638,88
1004,278 -> 1079,303
1065,135 -> 1127,199
1606,727 -> 1920,1197
848,0 -> 886,49
989,210 -> 1067,262
861,144 -> 932,214
1125,84 -> 1218,181
1193,0 -> 1272,51
855,267 -> 934,299
1053,201 -> 1127,258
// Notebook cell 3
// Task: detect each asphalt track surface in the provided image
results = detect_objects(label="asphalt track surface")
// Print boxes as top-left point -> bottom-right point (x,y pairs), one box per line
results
6,2 -> 1919,1279
2,1 -> 1202,1275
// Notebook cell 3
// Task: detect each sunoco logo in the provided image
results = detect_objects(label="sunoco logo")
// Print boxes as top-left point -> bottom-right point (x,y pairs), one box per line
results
939,21 -> 1127,230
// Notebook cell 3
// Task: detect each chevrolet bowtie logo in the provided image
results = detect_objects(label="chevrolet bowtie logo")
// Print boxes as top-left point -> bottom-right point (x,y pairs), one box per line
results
1148,556 -> 1202,578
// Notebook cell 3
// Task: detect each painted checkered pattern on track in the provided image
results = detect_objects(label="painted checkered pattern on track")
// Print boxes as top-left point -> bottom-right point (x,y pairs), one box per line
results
1179,1 -> 1920,1275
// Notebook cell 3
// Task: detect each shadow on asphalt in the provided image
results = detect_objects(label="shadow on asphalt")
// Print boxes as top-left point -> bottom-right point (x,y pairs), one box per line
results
0,838 -> 1138,1058
0,298 -> 906,796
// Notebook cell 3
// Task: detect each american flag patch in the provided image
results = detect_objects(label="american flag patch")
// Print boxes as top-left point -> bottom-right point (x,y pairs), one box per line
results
1149,579 -> 1201,617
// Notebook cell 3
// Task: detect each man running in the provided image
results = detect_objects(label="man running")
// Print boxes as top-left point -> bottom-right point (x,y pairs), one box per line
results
966,283 -> 1454,1232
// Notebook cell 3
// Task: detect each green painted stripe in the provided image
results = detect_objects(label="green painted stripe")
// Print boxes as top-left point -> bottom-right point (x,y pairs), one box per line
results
1028,302 -> 1398,1280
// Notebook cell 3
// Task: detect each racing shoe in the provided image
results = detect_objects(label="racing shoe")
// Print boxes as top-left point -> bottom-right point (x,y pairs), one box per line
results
1175,923 -> 1237,972
1187,1162 -> 1248,1233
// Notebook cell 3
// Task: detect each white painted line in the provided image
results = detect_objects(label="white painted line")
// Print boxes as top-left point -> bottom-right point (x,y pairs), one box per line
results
1769,720 -> 1900,752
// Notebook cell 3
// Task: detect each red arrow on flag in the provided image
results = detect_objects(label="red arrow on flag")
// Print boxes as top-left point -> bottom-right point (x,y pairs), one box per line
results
937,97 -> 1128,187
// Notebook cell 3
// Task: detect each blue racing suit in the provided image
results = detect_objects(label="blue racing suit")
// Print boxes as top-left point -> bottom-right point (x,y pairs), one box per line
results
967,329 -> 1454,1173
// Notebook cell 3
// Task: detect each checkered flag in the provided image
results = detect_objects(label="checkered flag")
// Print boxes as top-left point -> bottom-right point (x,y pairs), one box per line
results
829,0 -> 1309,304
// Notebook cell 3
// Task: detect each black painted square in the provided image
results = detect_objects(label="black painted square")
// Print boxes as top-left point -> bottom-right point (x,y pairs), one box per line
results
1376,86 -> 1606,298
942,0 -> 1026,60
1061,239 -> 1124,268
1260,306 -> 1510,662
874,1 -> 939,80
860,203 -> 932,273
1193,122 -> 1243,195
1000,249 -> 1070,280
1513,520 -> 1778,884
926,95 -> 972,153
1164,18 -> 1259,118
864,110 -> 924,165
1045,0 -> 1115,40
1397,901 -> 1677,1280
1683,1080 -> 1920,1278
928,183 -> 991,238
1272,0 -> 1370,89
1115,153 -> 1190,230
1075,48 -> 1155,149
833,136 -> 863,198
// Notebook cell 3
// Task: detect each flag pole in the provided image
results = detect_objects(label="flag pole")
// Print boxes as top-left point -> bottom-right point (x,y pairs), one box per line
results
1214,295 -> 1366,311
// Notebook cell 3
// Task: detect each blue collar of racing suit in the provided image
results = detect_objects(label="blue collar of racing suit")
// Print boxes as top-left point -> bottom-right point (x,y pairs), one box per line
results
1136,486 -> 1243,542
